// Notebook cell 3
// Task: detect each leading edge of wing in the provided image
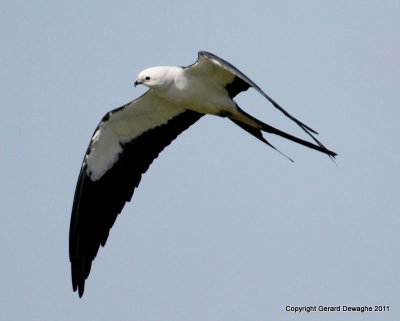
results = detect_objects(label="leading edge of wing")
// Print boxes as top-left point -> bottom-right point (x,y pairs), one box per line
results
197,51 -> 331,152
69,92 -> 203,296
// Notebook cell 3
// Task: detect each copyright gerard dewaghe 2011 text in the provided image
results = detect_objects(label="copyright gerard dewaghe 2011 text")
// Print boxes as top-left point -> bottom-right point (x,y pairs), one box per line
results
286,305 -> 390,313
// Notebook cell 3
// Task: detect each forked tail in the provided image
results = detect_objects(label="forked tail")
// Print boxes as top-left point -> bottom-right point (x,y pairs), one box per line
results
230,105 -> 337,160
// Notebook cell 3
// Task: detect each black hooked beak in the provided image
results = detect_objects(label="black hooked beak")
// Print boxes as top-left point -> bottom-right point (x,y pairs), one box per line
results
134,79 -> 142,87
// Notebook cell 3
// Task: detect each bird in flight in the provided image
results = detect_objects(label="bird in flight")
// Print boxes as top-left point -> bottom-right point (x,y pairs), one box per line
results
69,51 -> 336,297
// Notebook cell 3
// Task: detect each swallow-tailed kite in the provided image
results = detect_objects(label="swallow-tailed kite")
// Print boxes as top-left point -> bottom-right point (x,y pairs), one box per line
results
69,51 -> 336,297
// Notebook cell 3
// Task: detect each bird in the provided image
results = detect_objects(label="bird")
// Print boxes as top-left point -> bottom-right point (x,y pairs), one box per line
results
69,51 -> 336,297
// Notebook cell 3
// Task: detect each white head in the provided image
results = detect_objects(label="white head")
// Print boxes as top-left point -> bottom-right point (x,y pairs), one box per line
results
134,66 -> 174,91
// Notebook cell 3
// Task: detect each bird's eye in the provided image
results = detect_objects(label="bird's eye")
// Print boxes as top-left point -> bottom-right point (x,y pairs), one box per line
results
145,76 -> 151,81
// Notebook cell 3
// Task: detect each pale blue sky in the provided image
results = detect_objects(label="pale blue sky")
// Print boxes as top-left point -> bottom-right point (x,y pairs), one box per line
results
1,1 -> 399,320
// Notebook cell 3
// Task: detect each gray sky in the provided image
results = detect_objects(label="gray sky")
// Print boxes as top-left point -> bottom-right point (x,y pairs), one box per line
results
1,1 -> 399,320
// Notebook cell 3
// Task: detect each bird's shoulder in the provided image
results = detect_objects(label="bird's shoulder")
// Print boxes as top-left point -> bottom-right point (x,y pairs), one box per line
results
84,90 -> 188,181
183,51 -> 251,98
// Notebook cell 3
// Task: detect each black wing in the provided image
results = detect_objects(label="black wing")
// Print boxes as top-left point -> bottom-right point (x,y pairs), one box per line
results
194,51 -> 333,154
70,91 -> 203,297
